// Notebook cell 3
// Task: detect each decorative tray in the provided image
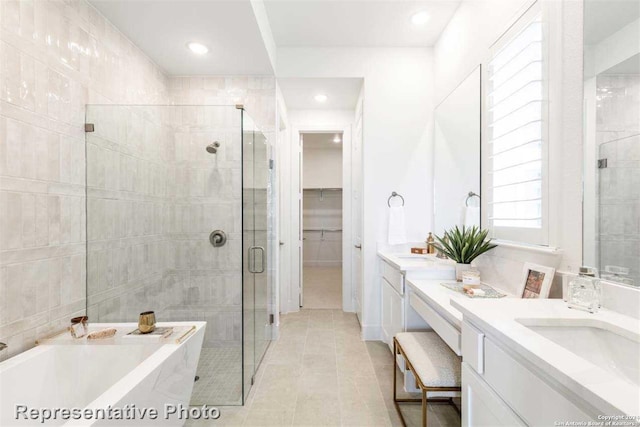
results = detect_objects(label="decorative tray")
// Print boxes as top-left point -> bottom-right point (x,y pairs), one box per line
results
124,326 -> 174,338
440,282 -> 506,298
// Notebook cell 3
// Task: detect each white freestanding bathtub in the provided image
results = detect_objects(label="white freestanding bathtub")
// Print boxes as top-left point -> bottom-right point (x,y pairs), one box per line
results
0,322 -> 205,426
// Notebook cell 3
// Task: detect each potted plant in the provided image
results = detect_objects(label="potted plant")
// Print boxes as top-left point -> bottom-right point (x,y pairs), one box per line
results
434,226 -> 497,281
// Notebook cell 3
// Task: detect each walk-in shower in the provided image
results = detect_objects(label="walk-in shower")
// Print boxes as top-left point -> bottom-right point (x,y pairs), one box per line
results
84,105 -> 272,406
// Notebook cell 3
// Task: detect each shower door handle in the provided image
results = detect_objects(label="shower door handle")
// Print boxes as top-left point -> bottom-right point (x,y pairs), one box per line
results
248,246 -> 265,274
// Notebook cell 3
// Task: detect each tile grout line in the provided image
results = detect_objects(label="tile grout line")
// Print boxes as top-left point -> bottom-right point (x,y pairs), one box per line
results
290,312 -> 310,426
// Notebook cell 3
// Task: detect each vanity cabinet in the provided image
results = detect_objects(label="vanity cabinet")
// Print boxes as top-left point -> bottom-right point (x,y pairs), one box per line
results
462,363 -> 526,427
461,319 -> 595,426
378,254 -> 457,393
381,260 -> 407,350
381,277 -> 403,351
378,256 -> 456,351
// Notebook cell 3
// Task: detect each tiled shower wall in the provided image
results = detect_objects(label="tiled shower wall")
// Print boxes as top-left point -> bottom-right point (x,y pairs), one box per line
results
0,0 -> 168,359
0,1 -> 276,359
596,74 -> 640,286
85,106 -> 178,323
166,78 -> 276,347
162,106 -> 244,348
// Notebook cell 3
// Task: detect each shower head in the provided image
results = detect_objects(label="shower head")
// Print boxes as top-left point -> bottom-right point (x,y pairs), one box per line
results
206,141 -> 221,154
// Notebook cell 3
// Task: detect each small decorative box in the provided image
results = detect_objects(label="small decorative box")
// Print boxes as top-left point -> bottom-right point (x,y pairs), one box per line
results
411,247 -> 429,254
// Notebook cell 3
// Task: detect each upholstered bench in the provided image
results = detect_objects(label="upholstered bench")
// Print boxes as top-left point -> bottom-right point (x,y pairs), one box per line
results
393,332 -> 462,426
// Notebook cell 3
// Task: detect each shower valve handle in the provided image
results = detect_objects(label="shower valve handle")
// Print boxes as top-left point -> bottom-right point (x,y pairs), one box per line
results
209,230 -> 227,247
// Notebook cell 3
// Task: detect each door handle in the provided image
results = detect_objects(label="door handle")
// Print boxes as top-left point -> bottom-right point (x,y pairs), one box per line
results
355,244 -> 362,249
248,246 -> 266,274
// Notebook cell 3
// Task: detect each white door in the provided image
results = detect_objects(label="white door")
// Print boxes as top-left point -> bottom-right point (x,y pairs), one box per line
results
352,99 -> 364,322
298,133 -> 304,307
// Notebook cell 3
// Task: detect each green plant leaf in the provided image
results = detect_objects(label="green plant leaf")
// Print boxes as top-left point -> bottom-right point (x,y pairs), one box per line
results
435,225 -> 497,263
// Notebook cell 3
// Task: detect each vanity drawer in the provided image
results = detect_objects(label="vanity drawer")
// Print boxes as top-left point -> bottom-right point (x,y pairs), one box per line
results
409,292 -> 461,355
483,338 -> 593,425
382,261 -> 404,295
462,321 -> 484,374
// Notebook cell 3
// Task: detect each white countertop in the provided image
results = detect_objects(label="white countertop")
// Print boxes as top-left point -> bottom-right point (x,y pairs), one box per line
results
451,298 -> 640,416
378,251 -> 455,272
407,279 -> 514,330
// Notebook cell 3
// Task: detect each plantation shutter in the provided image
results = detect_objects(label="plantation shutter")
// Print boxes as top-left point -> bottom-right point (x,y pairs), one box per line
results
484,5 -> 548,245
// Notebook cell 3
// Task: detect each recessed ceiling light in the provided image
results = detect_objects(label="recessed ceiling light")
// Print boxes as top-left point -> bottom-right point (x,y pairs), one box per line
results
314,94 -> 328,103
411,11 -> 430,26
333,135 -> 342,143
187,42 -> 209,55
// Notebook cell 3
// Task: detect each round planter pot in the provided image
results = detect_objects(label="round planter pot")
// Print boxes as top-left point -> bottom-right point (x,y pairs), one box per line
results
455,263 -> 472,282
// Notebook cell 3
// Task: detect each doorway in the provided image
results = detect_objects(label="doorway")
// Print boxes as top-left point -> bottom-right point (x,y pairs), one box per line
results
301,132 -> 344,309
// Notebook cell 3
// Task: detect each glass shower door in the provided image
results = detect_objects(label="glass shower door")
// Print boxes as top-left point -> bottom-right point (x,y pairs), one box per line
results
598,139 -> 638,286
242,112 -> 271,400
252,129 -> 271,367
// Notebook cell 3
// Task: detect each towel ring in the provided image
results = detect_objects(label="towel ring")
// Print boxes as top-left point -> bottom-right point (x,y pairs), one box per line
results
387,191 -> 405,207
465,191 -> 480,207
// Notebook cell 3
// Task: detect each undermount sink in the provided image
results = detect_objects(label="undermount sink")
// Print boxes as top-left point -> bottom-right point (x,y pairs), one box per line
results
517,318 -> 640,386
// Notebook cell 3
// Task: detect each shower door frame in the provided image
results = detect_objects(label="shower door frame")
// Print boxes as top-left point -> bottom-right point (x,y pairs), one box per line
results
241,107 -> 273,400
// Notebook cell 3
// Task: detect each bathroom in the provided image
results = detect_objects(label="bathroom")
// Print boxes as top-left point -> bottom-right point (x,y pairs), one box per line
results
0,0 -> 638,426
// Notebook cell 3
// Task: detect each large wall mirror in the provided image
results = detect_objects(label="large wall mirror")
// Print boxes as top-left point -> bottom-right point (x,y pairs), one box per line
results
583,0 -> 640,287
434,66 -> 481,235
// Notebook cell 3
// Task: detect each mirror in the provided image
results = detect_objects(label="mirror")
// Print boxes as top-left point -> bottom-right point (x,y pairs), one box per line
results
434,66 -> 481,235
583,0 -> 640,287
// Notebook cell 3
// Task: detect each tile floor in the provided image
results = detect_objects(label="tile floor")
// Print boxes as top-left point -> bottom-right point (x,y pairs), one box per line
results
303,267 -> 342,309
188,309 -> 461,426
191,347 -> 243,406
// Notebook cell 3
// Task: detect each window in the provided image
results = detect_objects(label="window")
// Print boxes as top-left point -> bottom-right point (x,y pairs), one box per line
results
484,5 -> 548,245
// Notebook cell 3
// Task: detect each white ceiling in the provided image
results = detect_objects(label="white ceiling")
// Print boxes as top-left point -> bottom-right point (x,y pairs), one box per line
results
302,132 -> 344,149
264,0 -> 461,47
89,0 -> 274,75
90,0 -> 462,76
602,53 -> 640,74
584,0 -> 640,45
279,78 -> 363,110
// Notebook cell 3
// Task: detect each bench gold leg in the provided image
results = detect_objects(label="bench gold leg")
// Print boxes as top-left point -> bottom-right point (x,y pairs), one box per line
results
392,337 -> 461,427
422,389 -> 427,427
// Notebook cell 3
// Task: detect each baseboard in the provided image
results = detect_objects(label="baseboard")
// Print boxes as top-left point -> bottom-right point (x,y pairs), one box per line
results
361,324 -> 382,341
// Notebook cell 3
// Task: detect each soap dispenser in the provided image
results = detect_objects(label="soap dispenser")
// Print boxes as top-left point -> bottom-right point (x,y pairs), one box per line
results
567,267 -> 601,313
426,232 -> 436,254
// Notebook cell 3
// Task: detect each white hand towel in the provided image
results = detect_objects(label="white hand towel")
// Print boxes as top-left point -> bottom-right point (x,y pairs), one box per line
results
464,206 -> 480,228
388,206 -> 407,245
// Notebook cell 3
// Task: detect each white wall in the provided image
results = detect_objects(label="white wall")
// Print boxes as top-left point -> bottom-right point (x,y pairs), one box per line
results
278,48 -> 434,338
434,0 -> 585,296
303,147 -> 342,188
585,18 -> 640,77
275,83 -> 292,319
433,0 -> 532,105
0,0 -> 169,360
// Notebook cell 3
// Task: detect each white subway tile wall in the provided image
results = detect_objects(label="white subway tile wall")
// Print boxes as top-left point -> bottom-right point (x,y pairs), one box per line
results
0,0 -> 276,361
0,0 -> 168,360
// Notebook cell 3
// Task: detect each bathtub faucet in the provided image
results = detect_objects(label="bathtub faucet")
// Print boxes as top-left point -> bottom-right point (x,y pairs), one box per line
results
0,342 -> 6,351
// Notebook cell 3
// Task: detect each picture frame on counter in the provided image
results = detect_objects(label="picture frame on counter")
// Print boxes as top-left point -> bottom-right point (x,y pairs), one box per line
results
518,263 -> 556,299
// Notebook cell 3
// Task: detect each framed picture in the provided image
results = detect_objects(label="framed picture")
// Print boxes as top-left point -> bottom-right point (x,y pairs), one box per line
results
518,263 -> 556,299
